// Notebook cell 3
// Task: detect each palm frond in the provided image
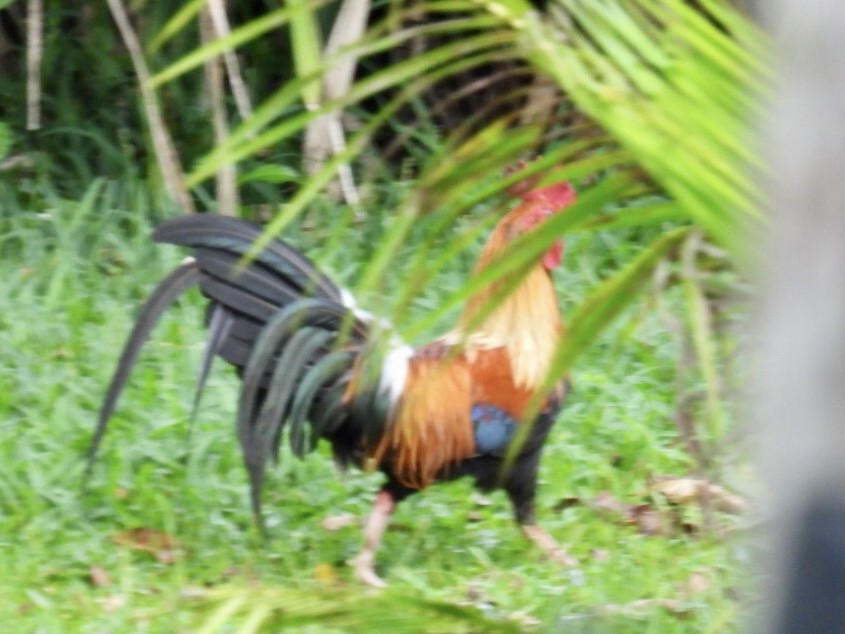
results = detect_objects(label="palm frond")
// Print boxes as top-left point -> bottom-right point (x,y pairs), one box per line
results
191,584 -> 524,633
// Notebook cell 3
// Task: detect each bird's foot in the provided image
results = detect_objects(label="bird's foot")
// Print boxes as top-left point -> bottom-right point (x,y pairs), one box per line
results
350,489 -> 394,587
350,551 -> 387,588
522,524 -> 578,567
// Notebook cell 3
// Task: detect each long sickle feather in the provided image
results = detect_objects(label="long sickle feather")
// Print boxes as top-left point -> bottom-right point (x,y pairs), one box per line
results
247,328 -> 333,519
257,328 -> 333,463
238,300 -> 347,454
85,260 -> 200,480
189,304 -> 234,423
288,350 -> 353,455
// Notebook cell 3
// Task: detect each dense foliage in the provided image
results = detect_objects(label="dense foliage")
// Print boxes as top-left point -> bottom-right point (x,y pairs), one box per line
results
0,0 -> 763,630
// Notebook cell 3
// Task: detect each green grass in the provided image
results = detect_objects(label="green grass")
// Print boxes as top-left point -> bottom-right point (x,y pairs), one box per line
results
0,178 -> 751,632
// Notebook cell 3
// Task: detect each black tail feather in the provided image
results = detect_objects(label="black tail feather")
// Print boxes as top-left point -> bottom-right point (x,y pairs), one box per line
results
245,328 -> 333,518
86,260 -> 200,480
288,350 -> 353,456
217,332 -> 261,370
199,274 -> 283,323
238,299 -> 350,445
193,248 -> 302,308
257,328 -> 333,464
190,304 -> 234,423
311,379 -> 350,438
234,298 -> 361,520
153,215 -> 342,303
93,215 -> 385,528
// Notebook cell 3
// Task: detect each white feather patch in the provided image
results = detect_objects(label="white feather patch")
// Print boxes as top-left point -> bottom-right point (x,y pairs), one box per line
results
339,287 -> 358,310
341,287 -> 392,328
342,288 -> 411,410
378,335 -> 413,410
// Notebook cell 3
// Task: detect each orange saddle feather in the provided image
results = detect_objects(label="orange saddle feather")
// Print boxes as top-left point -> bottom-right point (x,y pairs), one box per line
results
368,345 -> 543,489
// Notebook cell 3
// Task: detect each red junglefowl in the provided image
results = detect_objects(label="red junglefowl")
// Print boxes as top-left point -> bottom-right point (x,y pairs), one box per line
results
89,177 -> 577,587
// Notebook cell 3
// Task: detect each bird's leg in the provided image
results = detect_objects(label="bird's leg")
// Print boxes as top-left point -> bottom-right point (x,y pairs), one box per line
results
521,523 -> 578,566
506,469 -> 578,567
351,489 -> 394,588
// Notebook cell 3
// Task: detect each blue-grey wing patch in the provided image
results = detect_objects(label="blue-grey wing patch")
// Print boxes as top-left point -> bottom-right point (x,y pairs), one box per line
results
471,403 -> 518,456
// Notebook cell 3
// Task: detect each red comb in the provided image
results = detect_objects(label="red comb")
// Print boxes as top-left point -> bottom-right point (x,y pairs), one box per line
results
522,181 -> 576,209
504,160 -> 576,210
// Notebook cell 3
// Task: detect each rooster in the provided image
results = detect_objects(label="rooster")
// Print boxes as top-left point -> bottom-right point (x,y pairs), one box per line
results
89,177 -> 577,587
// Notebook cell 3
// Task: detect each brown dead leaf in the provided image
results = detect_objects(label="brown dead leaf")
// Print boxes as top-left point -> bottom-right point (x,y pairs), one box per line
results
591,492 -> 676,536
320,514 -> 357,531
591,492 -> 659,533
590,491 -> 631,516
111,527 -> 182,564
89,566 -> 112,588
588,477 -> 752,540
628,504 -> 664,536
552,496 -> 581,513
649,477 -> 748,514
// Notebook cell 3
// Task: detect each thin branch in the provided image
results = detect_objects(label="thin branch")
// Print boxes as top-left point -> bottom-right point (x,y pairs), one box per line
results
206,0 -> 254,122
201,6 -> 238,216
106,0 -> 195,213
322,0 -> 370,101
302,0 -> 370,204
25,0 -> 43,131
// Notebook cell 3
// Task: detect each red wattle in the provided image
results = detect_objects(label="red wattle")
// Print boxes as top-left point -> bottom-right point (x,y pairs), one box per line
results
543,238 -> 564,269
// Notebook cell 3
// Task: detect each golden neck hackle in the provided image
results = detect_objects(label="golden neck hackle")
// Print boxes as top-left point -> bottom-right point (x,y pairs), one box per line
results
448,223 -> 563,389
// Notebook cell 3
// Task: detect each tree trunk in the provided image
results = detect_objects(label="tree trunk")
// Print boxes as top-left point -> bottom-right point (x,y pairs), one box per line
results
757,1 -> 845,631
